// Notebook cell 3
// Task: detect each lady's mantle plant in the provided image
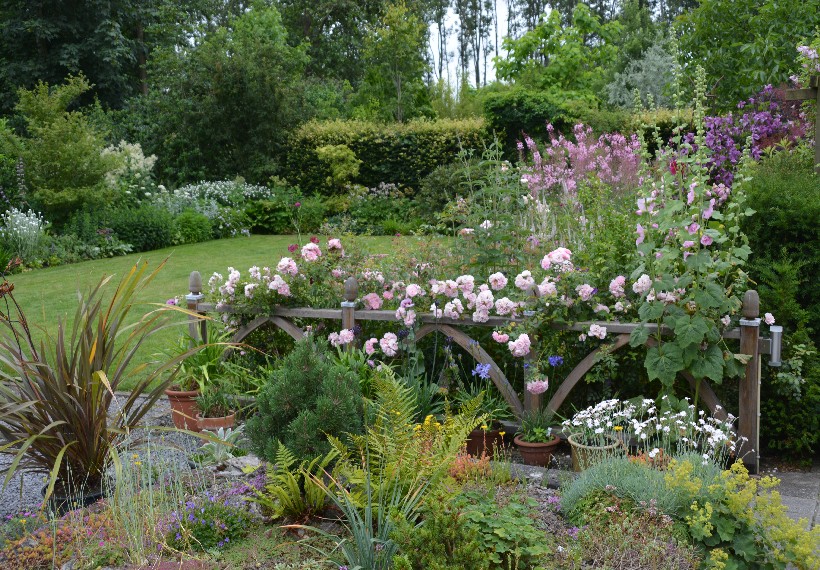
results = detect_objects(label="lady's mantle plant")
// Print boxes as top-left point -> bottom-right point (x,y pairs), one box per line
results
628,67 -> 755,388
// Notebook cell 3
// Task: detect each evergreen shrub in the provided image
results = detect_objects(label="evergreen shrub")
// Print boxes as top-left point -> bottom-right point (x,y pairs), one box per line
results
286,118 -> 487,194
108,204 -> 173,252
246,336 -> 363,462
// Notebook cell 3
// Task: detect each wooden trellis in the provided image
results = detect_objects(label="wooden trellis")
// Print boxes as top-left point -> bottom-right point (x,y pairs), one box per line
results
186,272 -> 780,473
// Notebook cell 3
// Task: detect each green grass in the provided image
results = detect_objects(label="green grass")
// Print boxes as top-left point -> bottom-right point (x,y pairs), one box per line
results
7,235 -> 399,391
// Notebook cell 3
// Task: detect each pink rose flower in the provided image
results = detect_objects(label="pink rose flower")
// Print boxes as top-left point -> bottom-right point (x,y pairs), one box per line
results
362,292 -> 383,310
526,379 -> 549,395
492,331 -> 509,343
380,332 -> 399,356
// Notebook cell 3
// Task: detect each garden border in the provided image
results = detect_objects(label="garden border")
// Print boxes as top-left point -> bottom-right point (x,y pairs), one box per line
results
186,272 -> 780,473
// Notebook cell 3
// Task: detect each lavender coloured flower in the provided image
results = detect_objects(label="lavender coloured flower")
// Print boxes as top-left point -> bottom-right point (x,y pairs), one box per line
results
472,363 -> 491,379
548,355 -> 564,367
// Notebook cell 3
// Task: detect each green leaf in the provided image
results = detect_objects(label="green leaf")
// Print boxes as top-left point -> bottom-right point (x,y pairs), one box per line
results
714,514 -> 737,542
645,344 -> 685,387
630,325 -> 650,347
674,315 -> 710,347
689,344 -> 726,382
733,532 -> 758,561
639,301 -> 665,322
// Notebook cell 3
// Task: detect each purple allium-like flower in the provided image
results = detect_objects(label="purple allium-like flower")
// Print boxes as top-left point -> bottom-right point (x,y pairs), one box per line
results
548,355 -> 564,367
472,363 -> 491,379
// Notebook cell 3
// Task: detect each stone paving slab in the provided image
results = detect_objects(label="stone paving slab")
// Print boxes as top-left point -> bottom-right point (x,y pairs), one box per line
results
760,462 -> 820,529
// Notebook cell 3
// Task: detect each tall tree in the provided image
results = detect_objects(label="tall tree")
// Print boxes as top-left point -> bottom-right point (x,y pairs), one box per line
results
359,1 -> 431,122
0,0 -> 210,114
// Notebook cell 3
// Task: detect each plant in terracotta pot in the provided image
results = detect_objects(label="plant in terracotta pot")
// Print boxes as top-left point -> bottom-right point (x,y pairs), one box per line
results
195,380 -> 237,432
456,378 -> 512,459
562,399 -> 629,472
165,328 -> 235,431
514,408 -> 560,467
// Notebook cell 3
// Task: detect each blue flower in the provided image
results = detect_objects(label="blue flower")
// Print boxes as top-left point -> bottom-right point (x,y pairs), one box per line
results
472,363 -> 491,379
548,355 -> 564,367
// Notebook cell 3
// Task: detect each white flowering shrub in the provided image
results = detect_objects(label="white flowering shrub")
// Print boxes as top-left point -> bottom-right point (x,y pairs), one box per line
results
0,208 -> 47,261
171,180 -> 273,207
101,140 -> 158,201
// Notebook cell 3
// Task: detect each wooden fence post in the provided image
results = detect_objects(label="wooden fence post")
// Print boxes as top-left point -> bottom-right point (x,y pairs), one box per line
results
738,290 -> 761,474
522,293 -> 540,414
187,271 -> 206,344
341,277 -> 358,352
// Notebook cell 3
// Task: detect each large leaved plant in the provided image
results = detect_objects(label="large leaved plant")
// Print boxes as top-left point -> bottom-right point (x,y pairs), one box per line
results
0,260 -> 198,500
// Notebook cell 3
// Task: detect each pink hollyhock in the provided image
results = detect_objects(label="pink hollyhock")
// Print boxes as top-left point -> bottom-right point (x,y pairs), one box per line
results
310,236 -> 319,244
609,276 -> 626,298
682,240 -> 695,248
526,379 -> 549,395
492,331 -> 510,343
636,223 -> 645,245
700,234 -> 713,246
362,293 -> 383,310
380,332 -> 399,356
287,243 -> 298,253
576,284 -> 596,302
687,223 -> 700,235
632,274 -> 652,294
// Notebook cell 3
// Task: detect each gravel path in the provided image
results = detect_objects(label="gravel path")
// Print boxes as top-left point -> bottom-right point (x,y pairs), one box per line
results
0,394 -> 202,518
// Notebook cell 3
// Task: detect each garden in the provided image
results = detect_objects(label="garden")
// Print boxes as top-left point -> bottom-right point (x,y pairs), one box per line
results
0,1 -> 819,569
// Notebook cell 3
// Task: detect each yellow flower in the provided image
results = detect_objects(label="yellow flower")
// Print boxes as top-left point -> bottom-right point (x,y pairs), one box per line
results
135,461 -> 142,466
499,431 -> 506,437
19,519 -> 26,525
132,453 -> 139,459
613,426 -> 623,432
481,424 -> 488,430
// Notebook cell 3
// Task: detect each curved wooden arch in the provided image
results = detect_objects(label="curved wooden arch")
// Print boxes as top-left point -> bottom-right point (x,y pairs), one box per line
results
546,334 -> 726,420
415,323 -> 524,418
232,316 -> 304,344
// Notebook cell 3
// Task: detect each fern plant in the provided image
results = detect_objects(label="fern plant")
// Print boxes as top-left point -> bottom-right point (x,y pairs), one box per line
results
249,443 -> 338,520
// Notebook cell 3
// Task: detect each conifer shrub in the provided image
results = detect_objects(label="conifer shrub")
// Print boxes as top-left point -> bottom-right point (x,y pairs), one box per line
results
246,336 -> 363,461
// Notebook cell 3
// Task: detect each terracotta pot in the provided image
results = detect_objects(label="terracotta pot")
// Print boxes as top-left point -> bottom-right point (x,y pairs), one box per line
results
165,388 -> 200,431
196,412 -> 236,432
568,433 -> 621,472
466,428 -> 505,459
514,434 -> 561,467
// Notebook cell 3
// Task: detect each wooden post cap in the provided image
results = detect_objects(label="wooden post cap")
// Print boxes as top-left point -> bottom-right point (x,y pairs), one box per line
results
189,271 -> 202,295
343,276 -> 358,302
742,290 -> 759,319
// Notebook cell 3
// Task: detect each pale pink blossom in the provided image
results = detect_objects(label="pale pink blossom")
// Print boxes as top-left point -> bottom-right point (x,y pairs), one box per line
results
721,315 -> 731,327
538,279 -> 557,297
514,270 -> 535,291
508,334 -> 531,357
327,238 -> 343,252
277,257 -> 298,276
331,268 -> 344,278
633,274 -> 653,294
476,290 -> 494,311
443,299 -> 464,319
764,313 -> 775,325
429,303 -> 443,319
380,332 -> 399,356
472,309 -> 490,323
594,304 -> 610,313
244,283 -> 257,298
588,324 -> 607,339
249,266 -> 262,280
443,280 -> 459,297
576,283 -> 596,302
365,338 -> 378,355
479,220 -> 493,229
492,331 -> 510,343
609,276 -> 626,298
700,234 -> 713,246
613,302 -> 625,312
489,272 -> 508,291
301,242 -> 322,262
526,379 -> 549,395
456,275 -> 475,294
362,293 -> 383,310
494,297 -> 516,316
406,283 -> 423,298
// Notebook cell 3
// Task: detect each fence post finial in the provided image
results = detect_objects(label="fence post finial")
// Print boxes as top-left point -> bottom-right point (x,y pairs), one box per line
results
742,289 -> 759,319
344,277 -> 359,303
189,271 -> 203,295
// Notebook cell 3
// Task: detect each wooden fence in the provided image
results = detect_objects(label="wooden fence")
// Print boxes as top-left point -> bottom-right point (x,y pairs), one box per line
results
185,271 -> 782,474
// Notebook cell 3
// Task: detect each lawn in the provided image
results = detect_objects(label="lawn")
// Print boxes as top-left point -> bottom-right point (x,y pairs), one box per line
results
5,234 -> 400,391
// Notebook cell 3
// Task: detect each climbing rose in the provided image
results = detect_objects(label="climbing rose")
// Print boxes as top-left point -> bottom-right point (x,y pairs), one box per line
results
764,313 -> 775,325
508,334 -> 531,357
514,271 -> 535,291
365,338 -> 378,355
489,272 -> 508,291
380,332 -> 399,356
588,324 -> 607,339
362,293 -> 382,310
492,331 -> 509,343
609,276 -> 626,298
526,379 -> 549,395
633,274 -> 652,294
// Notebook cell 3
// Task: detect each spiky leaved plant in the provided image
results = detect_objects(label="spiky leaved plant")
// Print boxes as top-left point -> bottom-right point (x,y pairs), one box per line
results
0,260 -> 199,502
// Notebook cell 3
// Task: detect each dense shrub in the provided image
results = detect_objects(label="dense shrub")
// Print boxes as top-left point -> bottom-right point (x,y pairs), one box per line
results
173,210 -> 212,245
286,118 -> 487,194
246,336 -> 363,461
108,204 -> 174,252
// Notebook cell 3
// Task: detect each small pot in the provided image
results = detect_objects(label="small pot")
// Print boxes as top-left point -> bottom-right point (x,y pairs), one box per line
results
466,427 -> 505,459
568,433 -> 621,472
165,388 -> 200,431
514,434 -> 561,467
196,412 -> 236,432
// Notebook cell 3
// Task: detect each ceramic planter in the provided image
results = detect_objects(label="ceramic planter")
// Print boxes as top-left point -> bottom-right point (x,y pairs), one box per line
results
196,412 -> 236,432
568,433 -> 621,472
514,434 -> 561,467
165,388 -> 200,431
466,427 -> 505,459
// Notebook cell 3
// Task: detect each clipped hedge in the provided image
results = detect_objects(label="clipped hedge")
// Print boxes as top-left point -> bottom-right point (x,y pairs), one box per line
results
285,118 -> 487,194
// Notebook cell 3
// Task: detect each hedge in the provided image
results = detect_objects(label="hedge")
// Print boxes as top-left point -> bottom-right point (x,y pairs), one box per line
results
285,118 -> 488,194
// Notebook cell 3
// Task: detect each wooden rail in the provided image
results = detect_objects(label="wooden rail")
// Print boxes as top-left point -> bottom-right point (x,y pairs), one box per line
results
187,272 -> 777,473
